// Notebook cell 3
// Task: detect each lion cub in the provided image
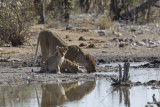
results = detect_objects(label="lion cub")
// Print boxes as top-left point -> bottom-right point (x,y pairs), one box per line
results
42,46 -> 68,74
61,59 -> 84,73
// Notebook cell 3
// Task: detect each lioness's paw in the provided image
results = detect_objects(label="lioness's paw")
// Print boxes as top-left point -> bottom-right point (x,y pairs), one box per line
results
57,71 -> 61,74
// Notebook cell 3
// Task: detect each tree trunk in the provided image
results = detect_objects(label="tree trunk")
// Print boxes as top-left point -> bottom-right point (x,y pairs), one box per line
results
34,0 -> 46,24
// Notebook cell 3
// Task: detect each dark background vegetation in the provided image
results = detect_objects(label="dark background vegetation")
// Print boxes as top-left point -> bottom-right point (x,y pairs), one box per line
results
0,0 -> 160,46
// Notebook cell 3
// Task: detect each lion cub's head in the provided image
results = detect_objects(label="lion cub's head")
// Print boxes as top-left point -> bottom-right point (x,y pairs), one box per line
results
56,46 -> 68,57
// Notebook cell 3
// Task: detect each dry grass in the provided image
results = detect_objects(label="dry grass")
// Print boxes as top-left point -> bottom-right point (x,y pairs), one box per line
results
95,16 -> 112,29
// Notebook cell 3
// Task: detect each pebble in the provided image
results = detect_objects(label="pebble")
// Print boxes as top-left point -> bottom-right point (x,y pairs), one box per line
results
136,41 -> 145,46
97,30 -> 106,36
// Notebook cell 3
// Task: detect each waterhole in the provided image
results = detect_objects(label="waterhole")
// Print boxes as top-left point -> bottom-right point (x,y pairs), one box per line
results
0,79 -> 159,107
0,62 -> 159,107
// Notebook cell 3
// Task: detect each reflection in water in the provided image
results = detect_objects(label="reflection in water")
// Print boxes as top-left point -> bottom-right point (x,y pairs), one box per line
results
0,80 -> 160,107
111,86 -> 130,107
41,81 -> 96,107
0,81 -> 96,107
0,85 -> 41,107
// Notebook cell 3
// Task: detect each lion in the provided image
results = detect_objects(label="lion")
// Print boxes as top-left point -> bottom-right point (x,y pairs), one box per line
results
41,46 -> 68,74
60,59 -> 84,73
34,30 -> 96,73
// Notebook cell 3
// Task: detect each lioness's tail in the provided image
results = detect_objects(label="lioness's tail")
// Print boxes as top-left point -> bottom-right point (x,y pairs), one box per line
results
33,35 -> 40,67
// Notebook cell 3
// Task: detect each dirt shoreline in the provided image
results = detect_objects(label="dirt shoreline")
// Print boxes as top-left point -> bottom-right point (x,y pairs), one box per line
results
0,50 -> 159,85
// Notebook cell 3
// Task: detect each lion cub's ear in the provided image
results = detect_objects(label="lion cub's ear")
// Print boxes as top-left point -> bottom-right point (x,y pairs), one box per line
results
56,46 -> 59,50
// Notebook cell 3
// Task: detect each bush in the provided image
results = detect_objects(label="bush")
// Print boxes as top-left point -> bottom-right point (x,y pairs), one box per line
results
0,0 -> 34,46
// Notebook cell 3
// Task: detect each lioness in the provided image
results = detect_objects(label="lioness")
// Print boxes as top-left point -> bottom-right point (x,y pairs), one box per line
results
60,59 -> 83,73
42,46 -> 68,73
34,30 -> 96,73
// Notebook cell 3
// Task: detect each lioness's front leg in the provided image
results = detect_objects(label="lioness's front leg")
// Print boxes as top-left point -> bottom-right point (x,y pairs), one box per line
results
56,65 -> 61,74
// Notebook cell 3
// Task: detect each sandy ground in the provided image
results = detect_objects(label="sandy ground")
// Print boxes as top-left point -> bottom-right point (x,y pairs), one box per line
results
0,21 -> 160,85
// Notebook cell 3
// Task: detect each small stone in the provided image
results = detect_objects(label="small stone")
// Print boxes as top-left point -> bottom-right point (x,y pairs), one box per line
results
98,59 -> 106,63
132,35 -> 136,38
113,31 -> 118,35
102,50 -> 107,53
66,35 -> 69,39
79,43 -> 87,47
117,33 -> 122,37
87,44 -> 95,48
79,37 -> 86,41
66,24 -> 72,30
136,41 -> 145,46
142,39 -> 149,43
62,80 -> 66,82
129,38 -> 134,43
119,42 -> 125,47
112,38 -> 119,43
97,30 -> 106,36
130,28 -> 137,32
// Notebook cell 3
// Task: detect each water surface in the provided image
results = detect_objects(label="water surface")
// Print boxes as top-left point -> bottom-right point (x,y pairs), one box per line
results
0,79 -> 160,107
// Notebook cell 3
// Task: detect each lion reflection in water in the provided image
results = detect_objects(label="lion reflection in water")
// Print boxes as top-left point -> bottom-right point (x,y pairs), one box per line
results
41,81 -> 96,106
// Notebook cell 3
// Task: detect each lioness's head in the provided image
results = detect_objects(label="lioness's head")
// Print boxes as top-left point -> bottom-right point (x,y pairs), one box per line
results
85,54 -> 96,73
56,46 -> 68,56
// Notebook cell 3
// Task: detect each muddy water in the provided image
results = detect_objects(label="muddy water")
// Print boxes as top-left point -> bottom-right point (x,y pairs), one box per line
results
0,79 -> 159,107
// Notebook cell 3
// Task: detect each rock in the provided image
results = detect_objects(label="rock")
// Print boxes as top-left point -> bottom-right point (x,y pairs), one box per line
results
79,43 -> 87,47
119,42 -> 125,47
136,31 -> 143,34
117,33 -> 122,37
40,27 -> 44,30
142,39 -> 149,43
149,41 -> 156,45
87,44 -> 95,48
130,28 -> 137,32
66,35 -> 69,39
97,30 -> 106,36
66,24 -> 72,30
125,38 -> 129,42
148,41 -> 157,48
132,35 -> 136,38
98,59 -> 106,63
156,40 -> 160,44
79,36 -> 86,41
148,44 -> 157,48
113,31 -> 122,37
113,31 -> 118,35
136,41 -> 145,46
112,38 -> 119,43
129,39 -> 134,43
102,50 -> 107,53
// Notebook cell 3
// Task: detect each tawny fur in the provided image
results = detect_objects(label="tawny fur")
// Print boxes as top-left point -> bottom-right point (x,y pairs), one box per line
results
41,46 -> 68,73
34,30 -> 96,73
61,59 -> 84,73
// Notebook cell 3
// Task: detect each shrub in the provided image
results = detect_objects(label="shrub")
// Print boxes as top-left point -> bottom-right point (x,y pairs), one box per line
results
0,0 -> 34,46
